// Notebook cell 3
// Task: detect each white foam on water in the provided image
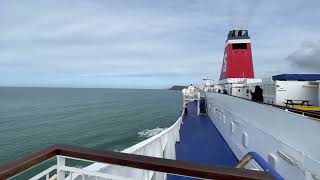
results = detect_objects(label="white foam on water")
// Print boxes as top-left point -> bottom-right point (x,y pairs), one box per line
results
138,127 -> 168,138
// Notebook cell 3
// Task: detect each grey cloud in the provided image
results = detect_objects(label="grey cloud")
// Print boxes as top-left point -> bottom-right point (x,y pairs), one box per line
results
1,0 -> 320,88
286,41 -> 320,72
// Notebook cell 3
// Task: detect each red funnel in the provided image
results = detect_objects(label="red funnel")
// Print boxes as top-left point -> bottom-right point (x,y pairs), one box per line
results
219,30 -> 254,80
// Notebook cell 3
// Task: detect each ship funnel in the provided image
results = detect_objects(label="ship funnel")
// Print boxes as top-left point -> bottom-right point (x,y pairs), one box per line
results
219,30 -> 254,80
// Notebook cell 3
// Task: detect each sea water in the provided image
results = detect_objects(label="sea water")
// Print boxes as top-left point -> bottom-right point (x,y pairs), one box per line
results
0,87 -> 182,167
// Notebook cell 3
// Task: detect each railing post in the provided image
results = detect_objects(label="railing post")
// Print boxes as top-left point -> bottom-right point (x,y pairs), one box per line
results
57,155 -> 65,180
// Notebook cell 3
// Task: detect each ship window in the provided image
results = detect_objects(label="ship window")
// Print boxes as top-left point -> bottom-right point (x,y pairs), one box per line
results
242,30 -> 248,37
238,30 -> 242,37
232,43 -> 247,49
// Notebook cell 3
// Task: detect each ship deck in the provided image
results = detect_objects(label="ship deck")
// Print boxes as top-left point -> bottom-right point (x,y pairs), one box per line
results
168,102 -> 238,179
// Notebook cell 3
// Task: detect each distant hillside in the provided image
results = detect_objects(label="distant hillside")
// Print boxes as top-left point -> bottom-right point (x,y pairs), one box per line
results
168,85 -> 187,90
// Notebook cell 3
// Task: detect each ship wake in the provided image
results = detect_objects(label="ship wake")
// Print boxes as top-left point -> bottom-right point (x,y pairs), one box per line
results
138,127 -> 168,138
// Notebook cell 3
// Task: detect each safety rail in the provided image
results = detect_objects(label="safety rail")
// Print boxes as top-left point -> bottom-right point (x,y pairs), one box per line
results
267,103 -> 320,120
237,152 -> 284,180
182,86 -> 201,115
183,94 -> 200,101
83,115 -> 182,179
0,144 -> 275,180
227,94 -> 320,120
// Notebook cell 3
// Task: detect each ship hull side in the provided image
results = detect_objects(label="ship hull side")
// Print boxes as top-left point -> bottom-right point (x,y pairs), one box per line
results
206,93 -> 320,180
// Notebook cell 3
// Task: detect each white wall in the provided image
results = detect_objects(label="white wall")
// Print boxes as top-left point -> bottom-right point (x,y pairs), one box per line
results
263,80 -> 276,104
275,81 -> 318,106
220,78 -> 319,106
262,80 -> 319,106
319,82 -> 320,106
206,93 -> 320,180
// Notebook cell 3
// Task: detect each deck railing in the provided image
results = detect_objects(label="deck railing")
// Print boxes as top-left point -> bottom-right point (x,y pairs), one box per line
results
0,144 -> 275,180
82,115 -> 183,179
227,93 -> 320,120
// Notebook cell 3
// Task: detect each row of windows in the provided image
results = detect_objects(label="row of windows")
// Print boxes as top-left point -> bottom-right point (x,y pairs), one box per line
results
228,30 -> 249,38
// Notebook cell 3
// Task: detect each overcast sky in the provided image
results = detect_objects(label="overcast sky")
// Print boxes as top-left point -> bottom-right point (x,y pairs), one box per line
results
1,0 -> 320,88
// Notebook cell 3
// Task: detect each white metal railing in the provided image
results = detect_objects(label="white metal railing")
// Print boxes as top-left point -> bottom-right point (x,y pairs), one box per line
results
184,94 -> 199,100
182,86 -> 200,108
183,92 -> 200,108
29,115 -> 183,180
88,115 -> 183,180
29,165 -> 57,180
27,156 -> 133,180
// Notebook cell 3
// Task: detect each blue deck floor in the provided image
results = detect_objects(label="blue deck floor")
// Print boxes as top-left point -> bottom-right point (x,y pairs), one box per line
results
168,102 -> 238,180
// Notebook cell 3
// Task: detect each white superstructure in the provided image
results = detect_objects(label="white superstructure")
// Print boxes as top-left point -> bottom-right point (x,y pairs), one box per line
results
262,78 -> 319,106
206,93 -> 320,180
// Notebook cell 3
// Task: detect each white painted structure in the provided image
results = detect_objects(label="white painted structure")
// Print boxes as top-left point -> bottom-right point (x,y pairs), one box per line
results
262,79 -> 319,106
217,78 -> 262,98
319,81 -> 320,106
182,85 -> 200,107
239,79 -> 262,100
218,78 -> 248,85
206,93 -> 320,180
218,77 -> 320,107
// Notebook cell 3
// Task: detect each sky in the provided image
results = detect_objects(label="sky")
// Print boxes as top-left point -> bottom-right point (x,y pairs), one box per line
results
1,0 -> 320,89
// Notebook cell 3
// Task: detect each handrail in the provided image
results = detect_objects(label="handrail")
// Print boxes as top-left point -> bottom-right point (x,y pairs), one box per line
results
0,144 -> 274,180
226,93 -> 320,120
237,152 -> 284,180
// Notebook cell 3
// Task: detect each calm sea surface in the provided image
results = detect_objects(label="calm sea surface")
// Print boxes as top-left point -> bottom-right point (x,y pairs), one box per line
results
0,87 -> 182,166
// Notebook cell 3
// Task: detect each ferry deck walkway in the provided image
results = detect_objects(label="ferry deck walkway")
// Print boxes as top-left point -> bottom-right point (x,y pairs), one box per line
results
168,102 -> 238,180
